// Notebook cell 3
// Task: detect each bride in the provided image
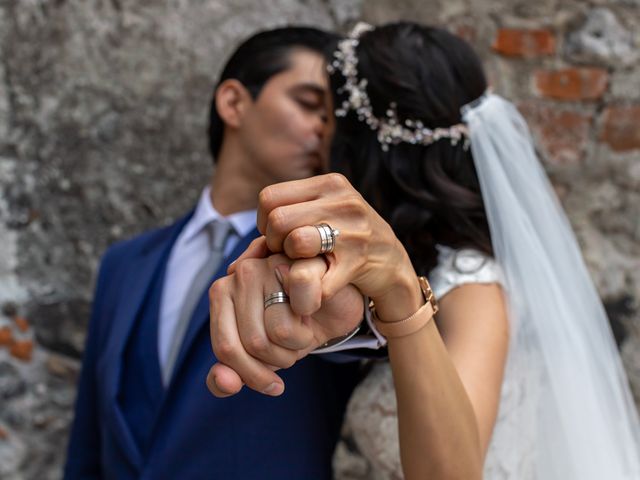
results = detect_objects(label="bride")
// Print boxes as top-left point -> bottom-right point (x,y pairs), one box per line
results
208,22 -> 640,479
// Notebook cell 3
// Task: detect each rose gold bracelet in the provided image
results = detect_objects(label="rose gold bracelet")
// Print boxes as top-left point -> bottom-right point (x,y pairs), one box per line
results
371,276 -> 439,338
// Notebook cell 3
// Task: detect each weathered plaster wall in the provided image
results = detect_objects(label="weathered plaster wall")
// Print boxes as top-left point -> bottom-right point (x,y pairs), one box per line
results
0,1 -> 638,478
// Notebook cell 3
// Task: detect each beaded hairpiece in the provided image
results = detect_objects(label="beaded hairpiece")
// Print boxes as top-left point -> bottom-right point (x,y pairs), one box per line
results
327,22 -> 470,151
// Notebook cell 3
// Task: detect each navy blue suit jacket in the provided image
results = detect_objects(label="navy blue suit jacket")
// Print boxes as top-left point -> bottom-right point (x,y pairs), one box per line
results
64,213 -> 359,479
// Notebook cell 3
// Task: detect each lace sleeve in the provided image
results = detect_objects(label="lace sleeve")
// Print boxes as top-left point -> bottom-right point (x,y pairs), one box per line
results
428,244 -> 503,299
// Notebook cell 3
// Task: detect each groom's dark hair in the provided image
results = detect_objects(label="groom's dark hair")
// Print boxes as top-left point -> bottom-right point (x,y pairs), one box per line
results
208,26 -> 339,162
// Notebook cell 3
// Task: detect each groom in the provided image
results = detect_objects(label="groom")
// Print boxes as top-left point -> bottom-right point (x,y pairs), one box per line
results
64,26 -> 362,479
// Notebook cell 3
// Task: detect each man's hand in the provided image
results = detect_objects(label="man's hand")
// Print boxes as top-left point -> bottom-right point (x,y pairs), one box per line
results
207,249 -> 364,398
207,173 -> 423,398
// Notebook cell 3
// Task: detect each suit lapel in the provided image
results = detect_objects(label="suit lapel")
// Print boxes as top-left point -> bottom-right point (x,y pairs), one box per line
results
101,214 -> 192,469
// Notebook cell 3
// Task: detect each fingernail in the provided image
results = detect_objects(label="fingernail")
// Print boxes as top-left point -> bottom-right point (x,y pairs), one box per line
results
274,267 -> 284,285
210,375 -> 230,398
263,382 -> 284,396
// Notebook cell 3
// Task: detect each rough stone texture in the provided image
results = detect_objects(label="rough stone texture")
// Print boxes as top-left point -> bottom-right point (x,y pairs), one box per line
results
610,66 -> 640,100
600,104 -> 640,151
518,101 -> 594,165
0,2 -> 337,477
564,7 -> 639,66
1,0 -> 639,478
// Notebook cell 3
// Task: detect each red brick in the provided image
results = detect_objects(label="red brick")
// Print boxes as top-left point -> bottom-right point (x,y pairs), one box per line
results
0,425 -> 7,440
0,326 -> 13,347
535,68 -> 608,101
600,105 -> 640,152
13,316 -> 29,332
10,339 -> 33,362
493,29 -> 556,57
518,101 -> 593,165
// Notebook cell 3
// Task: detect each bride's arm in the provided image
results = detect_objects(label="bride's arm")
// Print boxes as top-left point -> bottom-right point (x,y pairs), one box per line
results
379,269 -> 508,479
258,175 -> 510,478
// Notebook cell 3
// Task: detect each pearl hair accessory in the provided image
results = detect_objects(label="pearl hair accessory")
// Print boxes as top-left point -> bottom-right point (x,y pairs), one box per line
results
327,22 -> 470,152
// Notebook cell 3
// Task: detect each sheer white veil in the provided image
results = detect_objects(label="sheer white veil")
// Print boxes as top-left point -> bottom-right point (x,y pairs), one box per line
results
462,93 -> 640,479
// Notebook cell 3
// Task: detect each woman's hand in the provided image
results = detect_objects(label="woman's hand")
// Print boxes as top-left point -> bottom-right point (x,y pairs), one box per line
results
252,173 -> 424,322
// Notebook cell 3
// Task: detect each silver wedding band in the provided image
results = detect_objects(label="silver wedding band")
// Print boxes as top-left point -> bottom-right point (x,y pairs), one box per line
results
314,223 -> 340,254
264,291 -> 290,310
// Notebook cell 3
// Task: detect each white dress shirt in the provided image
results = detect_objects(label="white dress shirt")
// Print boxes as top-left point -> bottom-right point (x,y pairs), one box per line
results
158,187 -> 256,370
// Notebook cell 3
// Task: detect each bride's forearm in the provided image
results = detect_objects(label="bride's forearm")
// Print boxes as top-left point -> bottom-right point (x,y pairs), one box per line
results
372,263 -> 483,480
387,321 -> 483,480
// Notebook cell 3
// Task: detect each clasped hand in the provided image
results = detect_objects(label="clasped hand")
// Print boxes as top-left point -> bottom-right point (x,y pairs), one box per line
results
207,174 -> 416,397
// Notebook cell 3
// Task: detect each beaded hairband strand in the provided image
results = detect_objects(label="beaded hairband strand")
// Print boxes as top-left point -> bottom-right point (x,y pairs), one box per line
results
327,22 -> 471,152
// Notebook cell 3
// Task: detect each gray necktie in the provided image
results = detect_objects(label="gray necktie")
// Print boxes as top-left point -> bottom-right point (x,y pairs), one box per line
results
162,219 -> 235,386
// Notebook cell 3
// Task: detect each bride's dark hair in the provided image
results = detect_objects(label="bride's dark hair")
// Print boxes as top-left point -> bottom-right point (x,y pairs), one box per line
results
330,22 -> 492,275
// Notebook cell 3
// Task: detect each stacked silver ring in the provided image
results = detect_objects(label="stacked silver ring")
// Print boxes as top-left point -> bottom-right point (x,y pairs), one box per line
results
264,291 -> 289,310
315,223 -> 340,254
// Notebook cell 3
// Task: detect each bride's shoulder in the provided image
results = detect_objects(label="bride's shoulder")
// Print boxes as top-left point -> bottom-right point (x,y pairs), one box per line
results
429,244 -> 503,300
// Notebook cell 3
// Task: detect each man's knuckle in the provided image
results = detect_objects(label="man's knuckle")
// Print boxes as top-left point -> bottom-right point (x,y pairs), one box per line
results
291,267 -> 316,286
234,259 -> 255,279
267,253 -> 289,269
246,372 -> 270,390
271,321 -> 294,344
280,354 -> 297,369
214,339 -> 236,362
247,334 -> 270,355
208,279 -> 224,300
321,286 -> 337,302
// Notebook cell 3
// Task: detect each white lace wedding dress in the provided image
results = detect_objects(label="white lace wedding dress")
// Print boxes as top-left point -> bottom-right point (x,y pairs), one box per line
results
334,245 -> 539,480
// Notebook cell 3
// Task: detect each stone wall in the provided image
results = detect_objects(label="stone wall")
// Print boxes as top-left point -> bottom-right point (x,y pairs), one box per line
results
0,0 -> 638,478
